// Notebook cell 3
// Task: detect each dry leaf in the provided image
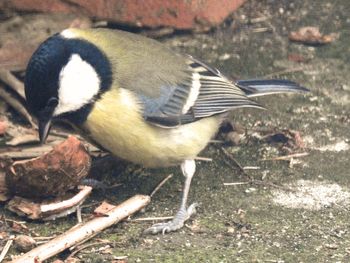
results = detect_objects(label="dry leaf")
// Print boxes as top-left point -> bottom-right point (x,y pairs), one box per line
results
289,26 -> 338,45
6,136 -> 91,198
94,201 -> 117,216
14,235 -> 36,252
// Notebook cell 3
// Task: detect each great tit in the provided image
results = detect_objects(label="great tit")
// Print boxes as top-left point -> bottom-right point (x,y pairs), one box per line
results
25,28 -> 308,234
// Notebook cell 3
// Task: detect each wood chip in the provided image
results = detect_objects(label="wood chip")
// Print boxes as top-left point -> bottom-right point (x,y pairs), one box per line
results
6,136 -> 91,198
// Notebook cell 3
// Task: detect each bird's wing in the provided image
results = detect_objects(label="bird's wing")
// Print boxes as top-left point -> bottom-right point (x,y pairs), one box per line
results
138,56 -> 261,127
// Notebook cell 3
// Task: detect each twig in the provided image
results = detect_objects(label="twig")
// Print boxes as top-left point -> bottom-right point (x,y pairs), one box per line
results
0,84 -> 35,127
218,146 -> 246,174
3,218 -> 27,225
40,186 -> 92,214
261,152 -> 309,161
209,139 -> 224,144
252,27 -> 270,33
250,179 -> 295,192
195,156 -> 213,162
8,186 -> 93,221
249,16 -> 270,23
243,166 -> 260,170
150,174 -> 173,198
224,179 -> 294,192
33,236 -> 55,240
0,144 -> 59,159
80,201 -> 100,210
223,182 -> 250,186
76,206 -> 82,224
262,67 -> 304,79
130,216 -> 173,222
0,237 -> 14,262
68,240 -> 111,258
10,195 -> 150,263
0,69 -> 25,99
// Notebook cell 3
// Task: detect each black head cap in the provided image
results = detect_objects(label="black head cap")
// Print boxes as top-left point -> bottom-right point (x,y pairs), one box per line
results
25,32 -> 112,123
25,31 -> 112,143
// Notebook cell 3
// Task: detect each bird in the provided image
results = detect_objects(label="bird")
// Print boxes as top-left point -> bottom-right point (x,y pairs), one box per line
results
24,28 -> 308,234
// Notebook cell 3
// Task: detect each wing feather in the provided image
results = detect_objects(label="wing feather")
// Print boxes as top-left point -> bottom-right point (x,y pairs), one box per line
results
141,56 -> 260,127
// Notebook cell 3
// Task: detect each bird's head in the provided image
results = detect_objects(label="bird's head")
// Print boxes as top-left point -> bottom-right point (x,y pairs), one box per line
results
25,30 -> 112,143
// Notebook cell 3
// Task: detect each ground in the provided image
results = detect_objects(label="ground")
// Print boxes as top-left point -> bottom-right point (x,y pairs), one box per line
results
1,0 -> 350,262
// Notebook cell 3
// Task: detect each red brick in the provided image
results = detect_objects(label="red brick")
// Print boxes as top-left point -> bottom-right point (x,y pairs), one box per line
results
1,0 -> 246,30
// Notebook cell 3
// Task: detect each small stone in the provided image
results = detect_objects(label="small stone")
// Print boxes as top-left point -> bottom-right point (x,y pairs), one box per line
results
325,243 -> 338,249
14,235 -> 36,252
219,53 -> 231,61
227,227 -> 235,234
0,120 -> 7,135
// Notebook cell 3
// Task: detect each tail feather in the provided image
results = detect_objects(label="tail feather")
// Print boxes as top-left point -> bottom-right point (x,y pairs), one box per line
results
236,79 -> 309,97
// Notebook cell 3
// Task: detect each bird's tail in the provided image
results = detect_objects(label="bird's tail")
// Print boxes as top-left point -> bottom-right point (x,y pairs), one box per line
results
236,79 -> 309,97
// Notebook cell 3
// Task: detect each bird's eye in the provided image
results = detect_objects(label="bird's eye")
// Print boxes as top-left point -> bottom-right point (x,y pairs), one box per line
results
47,97 -> 58,108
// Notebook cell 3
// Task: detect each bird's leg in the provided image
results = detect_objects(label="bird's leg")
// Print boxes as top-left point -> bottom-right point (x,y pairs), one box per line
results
144,159 -> 198,234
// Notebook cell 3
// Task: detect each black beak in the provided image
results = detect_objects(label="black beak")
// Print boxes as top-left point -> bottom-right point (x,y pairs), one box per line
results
39,118 -> 52,144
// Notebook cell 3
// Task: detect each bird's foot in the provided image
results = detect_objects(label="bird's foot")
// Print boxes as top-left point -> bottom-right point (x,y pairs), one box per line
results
144,203 -> 198,235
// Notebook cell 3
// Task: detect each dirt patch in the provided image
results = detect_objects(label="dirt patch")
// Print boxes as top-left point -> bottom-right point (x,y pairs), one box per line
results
272,179 -> 350,210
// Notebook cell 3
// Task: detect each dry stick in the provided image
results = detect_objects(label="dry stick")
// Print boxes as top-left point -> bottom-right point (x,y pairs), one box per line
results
0,237 -> 14,262
224,179 -> 293,192
10,195 -> 150,263
195,156 -> 213,162
130,216 -> 173,222
252,27 -> 270,33
250,16 -> 270,23
68,240 -> 112,259
0,69 -> 25,99
41,186 -> 92,215
150,174 -> 173,198
218,146 -> 246,174
76,206 -> 82,224
0,144 -> 60,159
223,182 -> 250,186
250,179 -> 295,192
261,152 -> 309,161
262,66 -> 304,79
243,166 -> 260,170
0,85 -> 35,127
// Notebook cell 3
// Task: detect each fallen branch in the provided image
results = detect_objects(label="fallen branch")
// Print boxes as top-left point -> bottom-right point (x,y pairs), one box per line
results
10,195 -> 150,263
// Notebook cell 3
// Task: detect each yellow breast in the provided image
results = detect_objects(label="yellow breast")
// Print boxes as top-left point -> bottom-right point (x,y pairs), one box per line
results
81,88 -> 221,167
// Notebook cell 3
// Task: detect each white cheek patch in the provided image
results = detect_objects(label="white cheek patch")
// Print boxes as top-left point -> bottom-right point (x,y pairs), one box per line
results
54,54 -> 100,116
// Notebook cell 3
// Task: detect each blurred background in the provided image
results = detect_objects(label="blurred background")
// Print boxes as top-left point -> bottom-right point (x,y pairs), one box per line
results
0,0 -> 349,262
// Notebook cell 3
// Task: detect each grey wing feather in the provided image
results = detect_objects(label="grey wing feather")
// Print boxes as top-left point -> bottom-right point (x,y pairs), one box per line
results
141,56 -> 260,127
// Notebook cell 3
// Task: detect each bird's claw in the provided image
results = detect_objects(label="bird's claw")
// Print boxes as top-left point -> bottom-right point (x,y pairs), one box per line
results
144,203 -> 199,235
